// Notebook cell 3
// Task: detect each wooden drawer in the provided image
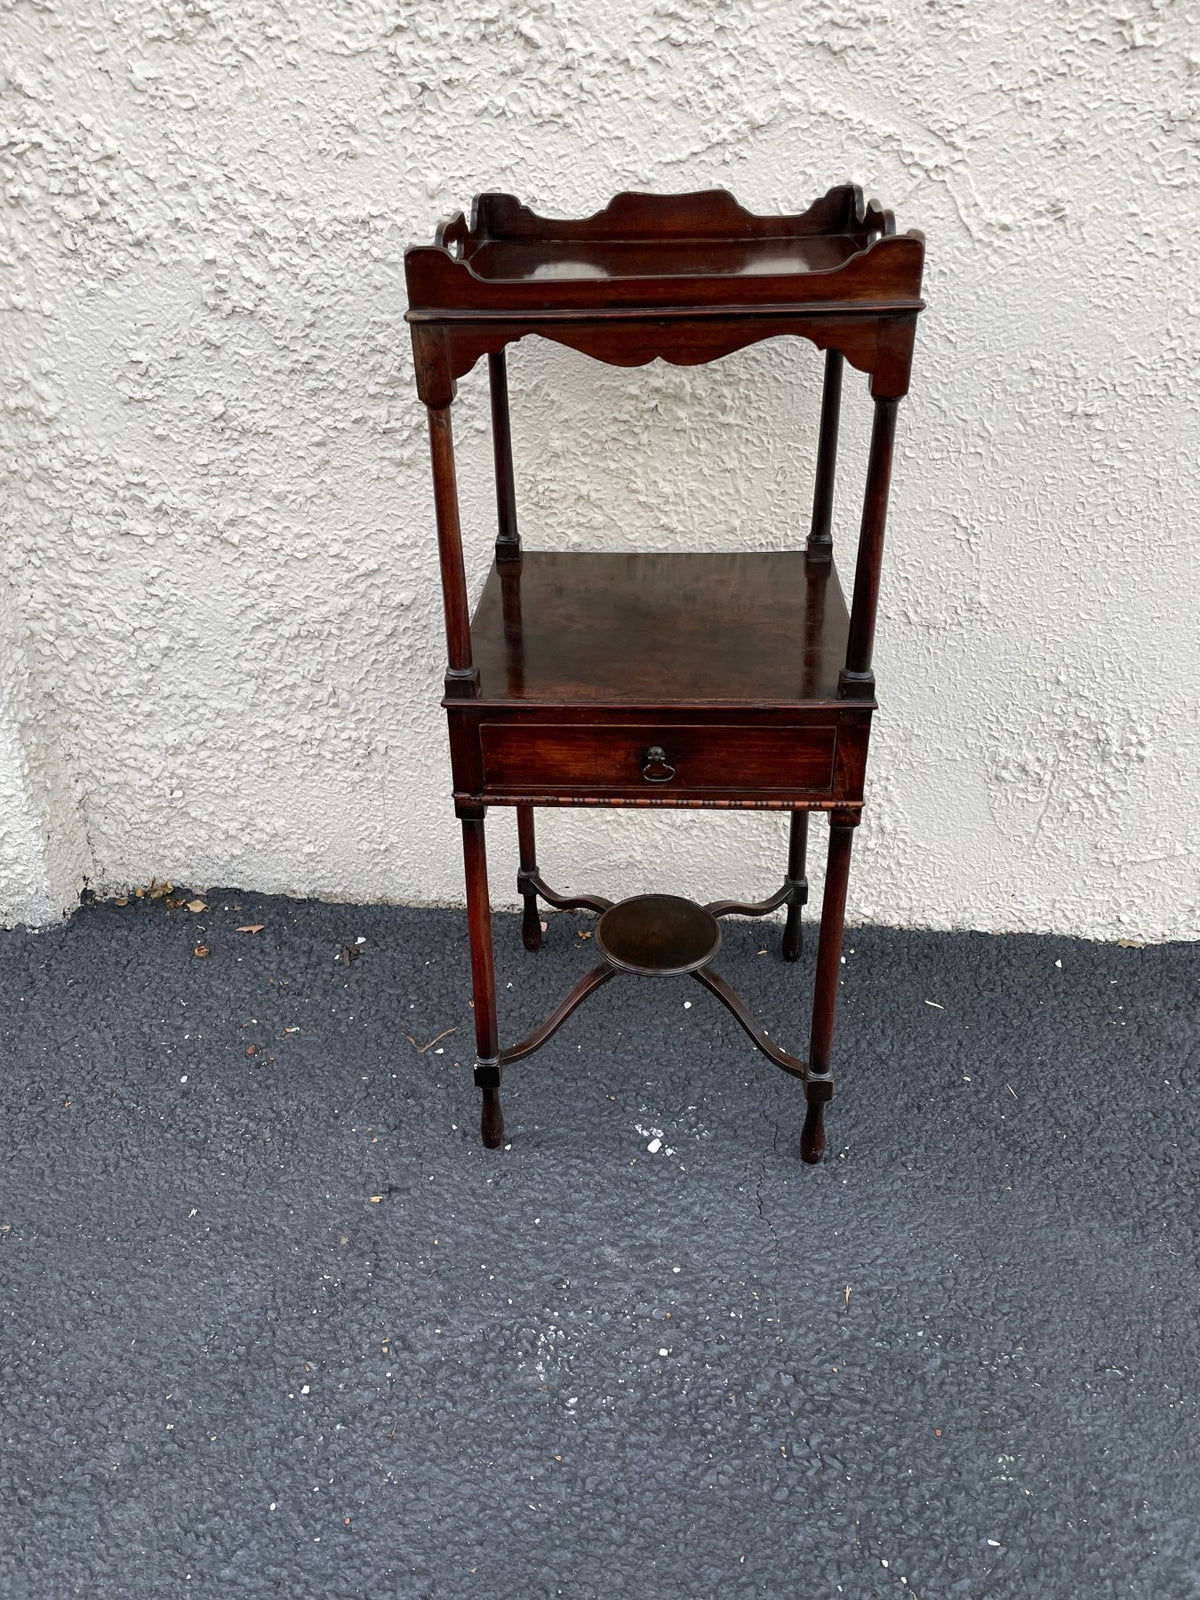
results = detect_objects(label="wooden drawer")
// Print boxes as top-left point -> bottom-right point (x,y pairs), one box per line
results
478,722 -> 837,797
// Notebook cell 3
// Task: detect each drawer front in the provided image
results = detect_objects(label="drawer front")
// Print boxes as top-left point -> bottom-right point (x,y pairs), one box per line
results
479,722 -> 837,797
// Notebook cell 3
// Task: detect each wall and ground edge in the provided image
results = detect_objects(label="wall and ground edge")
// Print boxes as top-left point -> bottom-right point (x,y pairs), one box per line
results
1,1 -> 1197,940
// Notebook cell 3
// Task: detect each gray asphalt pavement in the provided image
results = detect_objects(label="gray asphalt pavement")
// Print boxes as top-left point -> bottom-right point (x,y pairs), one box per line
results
1,892 -> 1196,1598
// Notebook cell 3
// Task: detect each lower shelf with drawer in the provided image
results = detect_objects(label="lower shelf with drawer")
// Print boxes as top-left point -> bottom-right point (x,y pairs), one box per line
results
466,715 -> 861,804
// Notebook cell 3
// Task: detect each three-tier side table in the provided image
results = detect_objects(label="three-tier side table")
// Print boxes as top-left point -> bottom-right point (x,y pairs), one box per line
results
405,185 -> 925,1161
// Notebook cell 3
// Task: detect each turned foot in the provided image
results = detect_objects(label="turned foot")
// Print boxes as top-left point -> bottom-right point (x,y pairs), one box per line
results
521,897 -> 542,952
782,907 -> 803,963
800,1099 -> 826,1164
480,1085 -> 505,1148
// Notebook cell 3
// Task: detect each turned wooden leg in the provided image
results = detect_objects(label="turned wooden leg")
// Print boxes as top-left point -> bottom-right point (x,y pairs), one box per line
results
782,810 -> 809,963
516,805 -> 542,952
802,810 -> 857,1163
479,1082 -> 503,1148
461,813 -> 504,1148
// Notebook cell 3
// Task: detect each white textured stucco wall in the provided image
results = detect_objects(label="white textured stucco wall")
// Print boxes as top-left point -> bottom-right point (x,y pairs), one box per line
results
0,575 -> 92,925
1,1 -> 1197,938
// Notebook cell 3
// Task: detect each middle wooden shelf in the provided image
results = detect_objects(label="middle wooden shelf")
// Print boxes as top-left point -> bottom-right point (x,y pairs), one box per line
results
468,548 -> 853,706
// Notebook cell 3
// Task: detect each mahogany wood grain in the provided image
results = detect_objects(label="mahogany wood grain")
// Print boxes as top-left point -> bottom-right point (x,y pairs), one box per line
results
516,804 -> 541,952
517,872 -> 613,915
488,351 -> 520,560
425,405 -> 476,698
406,185 -> 925,1160
479,721 -> 837,799
469,551 -> 850,706
468,233 -> 866,285
705,882 -> 792,919
692,966 -> 808,1080
406,188 -> 924,405
471,184 -> 892,245
782,810 -> 809,962
842,397 -> 899,696
449,703 -> 871,812
413,310 -> 919,405
407,227 -> 922,315
807,349 -> 843,563
596,894 -> 722,976
500,964 -> 615,1066
802,811 -> 857,1162
461,817 -> 503,1146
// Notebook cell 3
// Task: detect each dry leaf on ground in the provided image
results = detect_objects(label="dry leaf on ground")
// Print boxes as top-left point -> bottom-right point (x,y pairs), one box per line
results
236,924 -> 265,934
406,1026 -> 456,1054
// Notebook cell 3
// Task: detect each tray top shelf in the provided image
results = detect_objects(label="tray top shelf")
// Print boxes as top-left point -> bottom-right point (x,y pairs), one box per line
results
465,232 -> 864,285
467,549 -> 853,707
406,185 -> 925,321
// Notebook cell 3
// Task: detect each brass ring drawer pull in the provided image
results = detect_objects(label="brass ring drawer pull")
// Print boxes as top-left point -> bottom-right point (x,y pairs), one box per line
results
642,745 -> 675,783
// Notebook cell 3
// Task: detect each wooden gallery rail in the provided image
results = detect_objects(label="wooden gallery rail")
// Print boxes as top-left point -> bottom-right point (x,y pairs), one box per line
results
405,185 -> 926,1162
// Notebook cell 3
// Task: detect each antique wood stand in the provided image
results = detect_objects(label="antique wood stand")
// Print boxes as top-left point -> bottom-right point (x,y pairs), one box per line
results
405,186 -> 925,1161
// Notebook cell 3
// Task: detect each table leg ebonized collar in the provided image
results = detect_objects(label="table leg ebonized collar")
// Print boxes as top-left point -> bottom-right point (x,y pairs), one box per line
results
405,185 -> 926,1161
